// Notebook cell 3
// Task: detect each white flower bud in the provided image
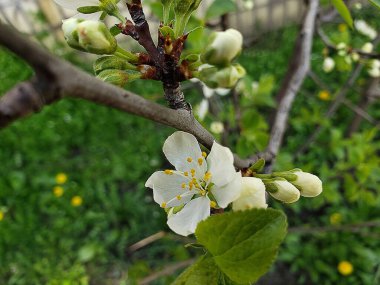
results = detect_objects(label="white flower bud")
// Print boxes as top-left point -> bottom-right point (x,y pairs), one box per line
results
202,29 -> 243,66
323,57 -> 335,73
210,121 -> 224,134
62,18 -> 85,51
337,42 -> 347,50
232,177 -> 267,211
368,60 -> 380,77
197,64 -> 246,88
265,179 -> 300,203
354,20 -> 377,40
77,20 -> 117,55
361,42 -> 373,53
351,52 -> 360,62
291,171 -> 323,197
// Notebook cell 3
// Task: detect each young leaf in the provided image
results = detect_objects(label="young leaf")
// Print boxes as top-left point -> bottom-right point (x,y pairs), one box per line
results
331,0 -> 354,28
195,209 -> 287,284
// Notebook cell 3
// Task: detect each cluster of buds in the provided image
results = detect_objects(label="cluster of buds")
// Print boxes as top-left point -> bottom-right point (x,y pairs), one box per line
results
232,159 -> 323,210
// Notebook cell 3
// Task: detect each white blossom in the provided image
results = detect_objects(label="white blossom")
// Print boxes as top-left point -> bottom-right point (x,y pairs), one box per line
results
290,170 -> 323,197
354,20 -> 377,40
323,57 -> 335,73
361,42 -> 374,53
145,131 -> 242,236
368,60 -> 380,78
232,177 -> 267,211
210,122 -> 224,134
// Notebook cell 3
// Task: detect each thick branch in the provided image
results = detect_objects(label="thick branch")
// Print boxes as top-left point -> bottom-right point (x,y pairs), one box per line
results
265,0 -> 319,168
0,23 -> 255,169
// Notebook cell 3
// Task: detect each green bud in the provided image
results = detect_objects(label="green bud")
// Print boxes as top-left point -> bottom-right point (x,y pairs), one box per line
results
96,69 -> 141,87
197,64 -> 246,89
173,0 -> 202,37
62,18 -> 85,51
77,20 -> 117,55
161,0 -> 175,24
249,158 -> 265,173
202,29 -> 243,66
93,56 -> 137,75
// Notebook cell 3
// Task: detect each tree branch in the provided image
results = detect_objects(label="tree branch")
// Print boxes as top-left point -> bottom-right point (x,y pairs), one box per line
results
265,0 -> 319,170
0,23 -> 255,169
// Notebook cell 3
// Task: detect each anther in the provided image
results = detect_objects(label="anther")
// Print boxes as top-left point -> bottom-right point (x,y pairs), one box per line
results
161,202 -> 167,208
187,157 -> 193,163
198,158 -> 203,166
164,170 -> 174,175
202,152 -> 207,158
181,183 -> 186,189
210,201 -> 217,208
176,195 -> 182,200
184,172 -> 189,176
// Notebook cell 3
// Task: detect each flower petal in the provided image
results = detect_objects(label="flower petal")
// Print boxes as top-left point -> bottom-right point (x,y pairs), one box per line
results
206,141 -> 235,186
167,197 -> 210,236
55,0 -> 99,10
163,132 -> 207,179
145,171 -> 193,207
212,171 -> 242,208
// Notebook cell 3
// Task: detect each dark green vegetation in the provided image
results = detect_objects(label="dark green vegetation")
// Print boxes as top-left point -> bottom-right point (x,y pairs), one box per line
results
1,7 -> 380,284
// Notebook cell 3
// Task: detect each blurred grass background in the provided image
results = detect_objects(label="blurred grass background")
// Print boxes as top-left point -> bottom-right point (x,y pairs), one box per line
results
1,6 -> 380,285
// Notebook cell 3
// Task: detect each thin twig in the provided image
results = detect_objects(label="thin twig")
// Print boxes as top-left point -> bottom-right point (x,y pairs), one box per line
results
138,259 -> 196,285
265,0 -> 319,171
127,231 -> 166,253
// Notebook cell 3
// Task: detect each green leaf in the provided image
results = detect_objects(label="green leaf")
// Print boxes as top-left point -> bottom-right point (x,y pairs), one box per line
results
205,0 -> 236,20
368,0 -> 380,9
172,256 -> 220,285
331,0 -> 353,28
77,6 -> 102,14
195,209 -> 287,284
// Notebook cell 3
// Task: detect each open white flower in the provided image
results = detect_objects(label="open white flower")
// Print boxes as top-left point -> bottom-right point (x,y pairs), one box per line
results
232,177 -> 267,211
323,57 -> 335,73
145,131 -> 242,236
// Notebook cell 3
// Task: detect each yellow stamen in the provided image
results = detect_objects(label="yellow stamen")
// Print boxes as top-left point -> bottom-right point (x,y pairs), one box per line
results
210,201 -> 217,208
181,183 -> 186,189
202,152 -> 207,158
190,168 -> 196,177
189,181 -> 194,190
176,195 -> 182,200
161,202 -> 167,208
187,157 -> 193,163
184,172 -> 189,176
200,190 -> 206,196
203,172 -> 212,181
164,169 -> 174,175
198,158 -> 203,166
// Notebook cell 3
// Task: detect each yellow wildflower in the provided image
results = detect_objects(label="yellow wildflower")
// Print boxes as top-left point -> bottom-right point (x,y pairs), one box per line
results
338,23 -> 347,33
318,90 -> 331,101
55,173 -> 68,184
71,196 -> 83,207
329,213 -> 342,225
338,261 -> 353,276
0,211 -> 4,221
53,186 -> 64,197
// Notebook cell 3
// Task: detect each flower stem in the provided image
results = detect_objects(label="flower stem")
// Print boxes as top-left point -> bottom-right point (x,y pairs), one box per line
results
114,46 -> 139,63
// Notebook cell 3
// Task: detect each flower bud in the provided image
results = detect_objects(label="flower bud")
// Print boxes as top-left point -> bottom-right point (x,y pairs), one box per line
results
93,56 -> 137,75
368,60 -> 380,78
77,20 -> 117,55
361,42 -> 373,53
233,177 -> 268,211
264,178 -> 300,203
197,64 -> 246,89
210,121 -> 224,134
354,20 -> 377,40
96,69 -> 140,87
323,57 -> 335,73
351,52 -> 360,62
202,29 -> 243,66
290,170 -> 323,197
62,18 -> 85,51
173,0 -> 202,36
